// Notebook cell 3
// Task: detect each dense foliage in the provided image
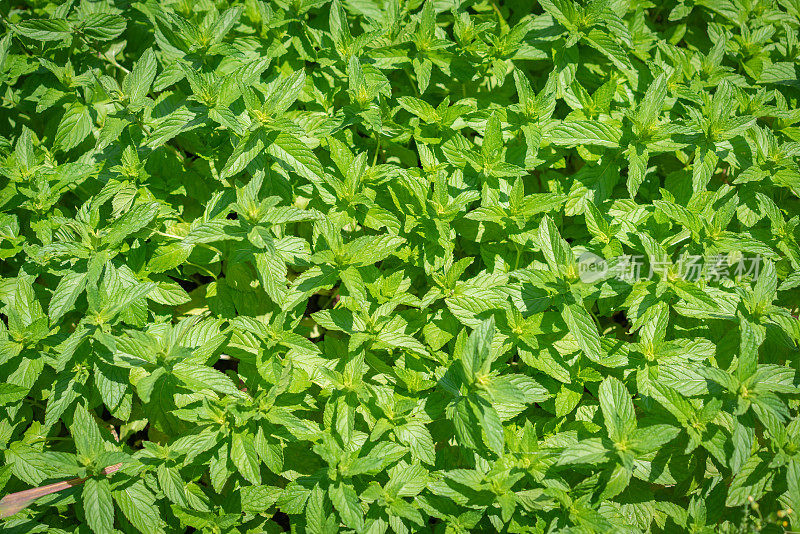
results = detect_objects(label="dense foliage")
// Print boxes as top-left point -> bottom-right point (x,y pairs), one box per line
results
1,0 -> 800,532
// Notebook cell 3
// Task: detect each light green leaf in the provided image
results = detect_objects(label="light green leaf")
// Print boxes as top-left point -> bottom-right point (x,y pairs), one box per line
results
83,478 -> 114,534
562,303 -> 602,362
598,377 -> 636,443
231,431 -> 261,485
56,103 -> 93,151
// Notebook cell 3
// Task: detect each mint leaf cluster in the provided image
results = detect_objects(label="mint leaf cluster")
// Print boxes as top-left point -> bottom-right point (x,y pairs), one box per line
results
1,0 -> 800,532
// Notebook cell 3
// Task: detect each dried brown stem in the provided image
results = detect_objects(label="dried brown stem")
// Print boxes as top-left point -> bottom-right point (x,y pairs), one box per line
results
0,463 -> 122,519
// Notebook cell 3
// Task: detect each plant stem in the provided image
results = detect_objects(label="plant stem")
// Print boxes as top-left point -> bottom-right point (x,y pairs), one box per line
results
373,133 -> 381,166
0,463 -> 122,519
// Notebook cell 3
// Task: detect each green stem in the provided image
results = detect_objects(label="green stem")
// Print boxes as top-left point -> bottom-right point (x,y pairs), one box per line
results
588,306 -> 602,332
372,133 -> 381,166
491,1 -> 509,32
403,66 -> 420,97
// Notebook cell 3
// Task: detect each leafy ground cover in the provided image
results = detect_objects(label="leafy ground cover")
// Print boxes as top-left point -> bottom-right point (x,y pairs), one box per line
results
1,0 -> 800,532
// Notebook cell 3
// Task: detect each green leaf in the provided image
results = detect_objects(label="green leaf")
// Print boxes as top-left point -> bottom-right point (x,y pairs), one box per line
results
562,303 -> 602,362
124,48 -> 157,108
83,478 -> 114,534
231,431 -> 261,485
71,403 -> 104,460
15,19 -> 72,41
241,485 -> 282,512
481,112 -> 504,162
80,14 -> 126,41
114,481 -> 164,534
49,271 -> 87,324
397,96 -> 438,123
470,394 -> 504,455
598,377 -> 636,443
221,128 -> 267,180
548,120 -> 622,148
148,242 -> 193,273
738,314 -> 764,382
104,202 -> 160,247
265,132 -> 324,182
329,482 -> 363,531
461,317 -> 495,381
0,384 -> 28,405
171,363 -> 243,398
538,215 -> 573,276
55,103 -> 93,151
584,29 -> 634,75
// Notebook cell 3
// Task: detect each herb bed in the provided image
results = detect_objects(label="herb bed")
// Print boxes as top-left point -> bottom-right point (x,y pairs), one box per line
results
1,0 -> 800,533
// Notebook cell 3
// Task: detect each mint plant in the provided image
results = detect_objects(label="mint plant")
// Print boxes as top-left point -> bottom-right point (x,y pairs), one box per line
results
1,0 -> 800,532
